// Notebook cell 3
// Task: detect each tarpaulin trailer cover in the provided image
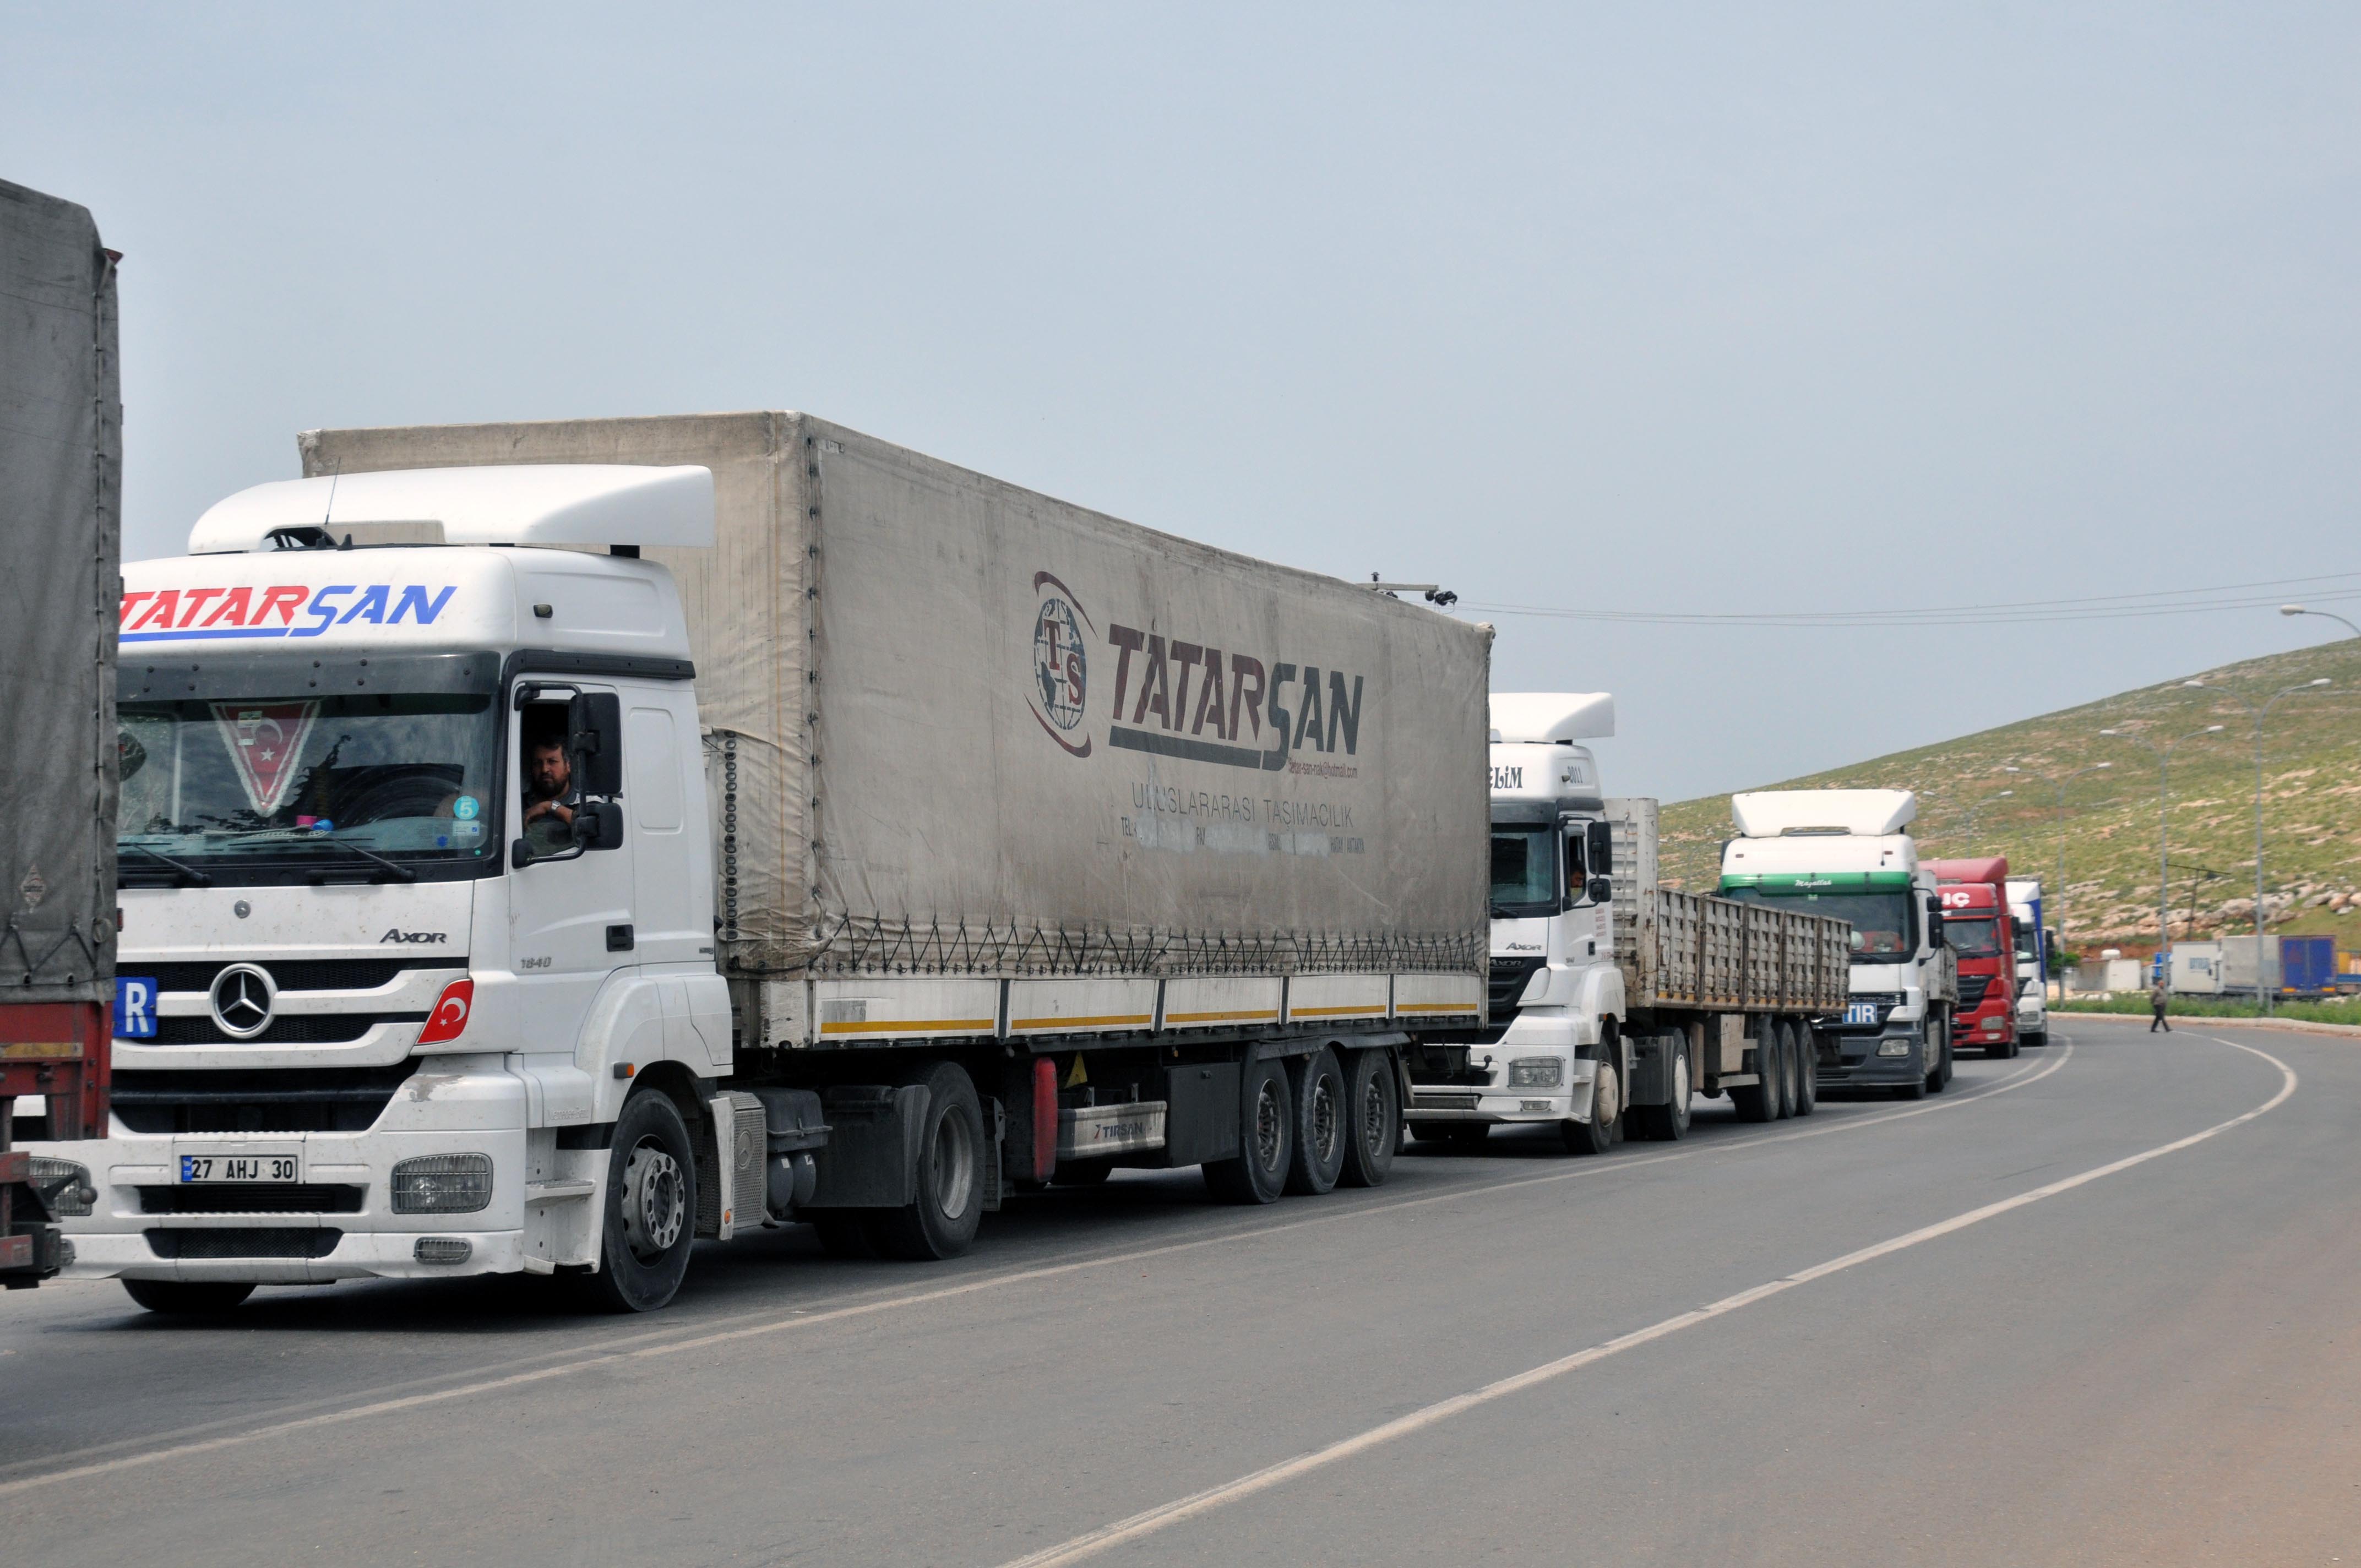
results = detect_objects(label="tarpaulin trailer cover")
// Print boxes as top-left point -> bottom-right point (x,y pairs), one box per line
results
0,179 -> 119,1001
300,414 -> 1492,989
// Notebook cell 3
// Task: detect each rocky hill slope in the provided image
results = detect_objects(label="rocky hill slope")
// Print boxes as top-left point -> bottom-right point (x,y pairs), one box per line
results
1657,639 -> 2361,956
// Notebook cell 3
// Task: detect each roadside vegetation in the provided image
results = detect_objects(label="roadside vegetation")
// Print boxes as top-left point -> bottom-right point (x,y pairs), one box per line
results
2053,994 -> 2361,1026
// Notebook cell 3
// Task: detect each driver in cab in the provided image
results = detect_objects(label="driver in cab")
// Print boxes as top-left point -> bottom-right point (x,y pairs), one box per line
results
523,729 -> 578,854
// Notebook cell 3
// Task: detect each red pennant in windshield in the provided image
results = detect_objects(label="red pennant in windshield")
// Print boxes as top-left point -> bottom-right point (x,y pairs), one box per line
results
211,702 -> 320,816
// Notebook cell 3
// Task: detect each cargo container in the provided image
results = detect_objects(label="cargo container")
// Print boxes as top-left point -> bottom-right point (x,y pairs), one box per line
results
0,179 -> 119,1287
2219,936 -> 2283,996
2279,935 -> 2337,997
34,412 -> 1490,1313
2169,941 -> 2223,995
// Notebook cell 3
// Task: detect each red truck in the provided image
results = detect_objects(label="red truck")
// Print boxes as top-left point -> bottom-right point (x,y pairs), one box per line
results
1,178 -> 119,1286
1924,857 -> 2018,1059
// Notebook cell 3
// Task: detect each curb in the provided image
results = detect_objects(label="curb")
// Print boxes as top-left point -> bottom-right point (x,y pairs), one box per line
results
2057,1010 -> 2361,1041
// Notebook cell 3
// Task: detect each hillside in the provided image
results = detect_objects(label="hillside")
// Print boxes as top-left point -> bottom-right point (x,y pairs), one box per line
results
1657,639 -> 2361,958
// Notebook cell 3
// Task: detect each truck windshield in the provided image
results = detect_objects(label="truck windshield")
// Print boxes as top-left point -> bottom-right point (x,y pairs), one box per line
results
1945,916 -> 2003,957
117,693 -> 499,880
1724,886 -> 1912,960
1490,826 -> 1557,918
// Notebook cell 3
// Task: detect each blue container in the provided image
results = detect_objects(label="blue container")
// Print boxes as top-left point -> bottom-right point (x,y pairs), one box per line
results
2279,935 -> 2336,995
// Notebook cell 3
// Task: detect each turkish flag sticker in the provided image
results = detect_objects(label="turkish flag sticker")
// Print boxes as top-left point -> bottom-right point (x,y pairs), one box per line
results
210,701 -> 320,816
418,979 -> 474,1045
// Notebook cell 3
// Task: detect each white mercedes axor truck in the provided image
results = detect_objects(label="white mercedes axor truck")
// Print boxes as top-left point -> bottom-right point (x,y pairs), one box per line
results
1719,790 -> 1960,1097
1406,695 -> 1850,1152
34,412 -> 1491,1314
2006,877 -> 2049,1047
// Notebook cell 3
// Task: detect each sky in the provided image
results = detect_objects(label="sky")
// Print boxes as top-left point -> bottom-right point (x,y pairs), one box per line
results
7,3 -> 2357,801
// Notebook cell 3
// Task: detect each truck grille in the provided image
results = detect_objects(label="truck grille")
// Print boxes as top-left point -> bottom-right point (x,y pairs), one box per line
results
139,1184 -> 368,1215
150,1012 -> 422,1046
144,1228 -> 343,1259
112,1063 -> 421,1135
1488,957 -> 1546,1020
143,959 -> 425,994
1957,975 -> 1993,1008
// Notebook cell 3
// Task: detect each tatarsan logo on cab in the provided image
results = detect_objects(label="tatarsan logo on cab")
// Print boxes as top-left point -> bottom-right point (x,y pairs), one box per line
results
380,929 -> 449,944
1026,570 -> 1367,775
118,583 -> 458,644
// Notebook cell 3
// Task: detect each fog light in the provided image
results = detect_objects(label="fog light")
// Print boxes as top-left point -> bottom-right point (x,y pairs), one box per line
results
414,1237 -> 472,1265
1508,1057 -> 1563,1088
1983,1017 -> 2004,1033
391,1154 -> 493,1214
26,1157 -> 95,1217
1877,1040 -> 1912,1057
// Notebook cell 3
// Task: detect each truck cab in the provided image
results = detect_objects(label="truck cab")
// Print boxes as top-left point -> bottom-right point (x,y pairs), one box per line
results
1925,859 -> 2017,1058
34,465 -> 736,1308
1407,694 -> 1623,1149
1720,790 -> 1957,1096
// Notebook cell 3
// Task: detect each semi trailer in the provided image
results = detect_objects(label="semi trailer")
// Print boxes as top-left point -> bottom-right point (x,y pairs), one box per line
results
1406,694 -> 1851,1152
1,178 -> 119,1286
33,412 -> 1491,1314
1721,790 -> 1960,1098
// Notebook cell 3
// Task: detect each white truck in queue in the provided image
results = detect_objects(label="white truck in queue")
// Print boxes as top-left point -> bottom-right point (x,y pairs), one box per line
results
34,412 -> 1494,1314
1720,790 -> 1961,1097
2007,878 -> 2049,1047
1405,695 -> 1853,1151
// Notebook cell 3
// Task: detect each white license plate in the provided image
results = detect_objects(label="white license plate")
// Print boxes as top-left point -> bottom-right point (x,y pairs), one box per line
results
178,1153 -> 301,1184
1842,1001 -> 1882,1027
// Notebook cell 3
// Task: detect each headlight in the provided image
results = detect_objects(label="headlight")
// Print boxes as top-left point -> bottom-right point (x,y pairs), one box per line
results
1508,1057 -> 1564,1088
26,1157 -> 95,1217
1876,1041 -> 1912,1058
391,1153 -> 493,1214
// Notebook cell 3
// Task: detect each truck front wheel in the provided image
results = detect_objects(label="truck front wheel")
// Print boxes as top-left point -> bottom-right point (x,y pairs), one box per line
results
1562,1046 -> 1622,1156
1630,1032 -> 1691,1141
869,1062 -> 987,1261
1791,1022 -> 1818,1117
585,1090 -> 698,1313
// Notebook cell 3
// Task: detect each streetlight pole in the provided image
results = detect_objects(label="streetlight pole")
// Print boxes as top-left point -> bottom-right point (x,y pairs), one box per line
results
2281,604 -> 2361,640
2100,723 -> 2227,984
2183,676 -> 2332,1014
1955,788 -> 2014,849
2003,763 -> 2112,984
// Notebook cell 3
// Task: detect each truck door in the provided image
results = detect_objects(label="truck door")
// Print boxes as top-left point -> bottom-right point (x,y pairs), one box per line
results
507,683 -> 637,1060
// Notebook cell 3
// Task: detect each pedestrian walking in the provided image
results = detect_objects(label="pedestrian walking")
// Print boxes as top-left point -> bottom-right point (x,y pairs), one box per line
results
2148,977 -> 2171,1033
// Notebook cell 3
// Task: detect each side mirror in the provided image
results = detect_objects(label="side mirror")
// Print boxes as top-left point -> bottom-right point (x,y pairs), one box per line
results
1586,875 -> 1613,906
1849,930 -> 1867,952
568,693 -> 625,798
1585,818 -> 1614,874
1925,895 -> 1946,946
572,799 -> 627,852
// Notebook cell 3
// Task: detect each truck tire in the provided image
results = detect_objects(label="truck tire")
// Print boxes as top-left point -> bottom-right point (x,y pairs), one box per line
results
1771,1022 -> 1797,1120
1927,1014 -> 1953,1092
1337,1048 -> 1400,1187
868,1061 -> 987,1261
1562,1042 -> 1623,1156
1203,1055 -> 1293,1204
2024,1028 -> 2047,1049
1731,1025 -> 1777,1123
1792,1023 -> 1819,1117
584,1089 -> 699,1312
122,1279 -> 254,1316
1284,1047 -> 1348,1196
1629,1032 -> 1691,1141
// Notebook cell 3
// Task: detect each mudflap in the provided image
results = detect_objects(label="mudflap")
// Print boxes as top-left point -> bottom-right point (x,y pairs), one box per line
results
806,1084 -> 930,1208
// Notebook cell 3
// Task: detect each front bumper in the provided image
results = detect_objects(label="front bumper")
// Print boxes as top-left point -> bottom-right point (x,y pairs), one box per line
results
32,1068 -> 534,1284
1407,1012 -> 1598,1124
1813,1020 -> 1928,1088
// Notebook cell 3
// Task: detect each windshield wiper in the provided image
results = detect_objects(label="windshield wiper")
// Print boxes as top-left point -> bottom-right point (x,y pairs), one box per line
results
300,837 -> 418,884
121,842 -> 213,888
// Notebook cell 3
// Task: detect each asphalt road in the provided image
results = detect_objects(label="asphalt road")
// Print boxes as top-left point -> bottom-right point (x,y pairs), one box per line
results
3,1017 -> 2355,1566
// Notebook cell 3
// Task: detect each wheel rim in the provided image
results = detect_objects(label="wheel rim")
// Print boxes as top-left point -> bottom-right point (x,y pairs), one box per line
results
1253,1080 -> 1285,1172
1359,1074 -> 1388,1154
1310,1075 -> 1340,1166
621,1138 -> 686,1262
931,1103 -> 977,1219
1671,1039 -> 1689,1109
1595,1060 -> 1620,1126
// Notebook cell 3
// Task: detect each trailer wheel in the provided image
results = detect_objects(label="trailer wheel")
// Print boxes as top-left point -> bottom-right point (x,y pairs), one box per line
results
1284,1048 -> 1348,1196
1630,1031 -> 1691,1141
1769,1022 -> 1796,1120
869,1062 -> 987,1260
1731,1024 -> 1776,1123
1203,1056 -> 1292,1204
1792,1023 -> 1819,1117
583,1089 -> 698,1312
122,1280 -> 254,1316
1339,1049 -> 1400,1186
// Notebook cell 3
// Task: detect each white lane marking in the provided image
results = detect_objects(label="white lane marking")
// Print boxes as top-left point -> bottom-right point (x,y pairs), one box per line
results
994,1035 -> 2295,1568
0,1041 -> 2075,1498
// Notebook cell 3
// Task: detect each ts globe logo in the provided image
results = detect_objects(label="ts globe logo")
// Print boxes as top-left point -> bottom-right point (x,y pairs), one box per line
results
1028,571 -> 1093,758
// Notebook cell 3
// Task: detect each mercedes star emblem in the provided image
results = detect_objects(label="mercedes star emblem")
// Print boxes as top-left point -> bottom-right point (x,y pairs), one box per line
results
209,962 -> 277,1040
